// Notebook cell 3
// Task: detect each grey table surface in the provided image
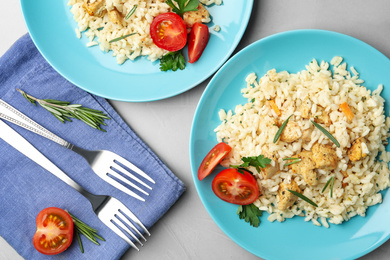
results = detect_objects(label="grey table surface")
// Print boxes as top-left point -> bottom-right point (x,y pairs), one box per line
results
1,1 -> 390,259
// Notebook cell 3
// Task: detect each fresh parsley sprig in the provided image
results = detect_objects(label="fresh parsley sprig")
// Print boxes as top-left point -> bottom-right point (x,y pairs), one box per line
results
165,0 -> 199,16
237,204 -> 262,227
230,154 -> 272,174
18,89 -> 110,131
160,51 -> 186,71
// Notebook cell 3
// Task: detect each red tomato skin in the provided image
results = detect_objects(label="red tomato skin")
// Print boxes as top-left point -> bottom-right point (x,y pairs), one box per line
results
198,142 -> 232,181
188,23 -> 210,63
212,168 -> 259,205
33,207 -> 74,255
150,12 -> 187,52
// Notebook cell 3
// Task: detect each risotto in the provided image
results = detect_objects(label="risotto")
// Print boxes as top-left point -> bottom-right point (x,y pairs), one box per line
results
68,0 -> 221,64
214,57 -> 390,227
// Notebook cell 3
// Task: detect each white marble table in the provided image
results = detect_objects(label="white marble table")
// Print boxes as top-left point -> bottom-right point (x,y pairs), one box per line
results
1,1 -> 390,259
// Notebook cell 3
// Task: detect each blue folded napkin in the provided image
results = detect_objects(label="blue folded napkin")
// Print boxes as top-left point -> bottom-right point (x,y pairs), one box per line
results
0,34 -> 186,259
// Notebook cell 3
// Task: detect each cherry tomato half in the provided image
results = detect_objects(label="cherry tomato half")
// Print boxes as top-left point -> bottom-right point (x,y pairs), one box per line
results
198,142 -> 231,181
150,12 -> 187,52
212,168 -> 259,205
33,207 -> 74,255
188,22 -> 209,63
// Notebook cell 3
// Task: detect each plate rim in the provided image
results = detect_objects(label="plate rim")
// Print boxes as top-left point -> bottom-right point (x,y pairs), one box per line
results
189,28 -> 390,260
20,0 -> 254,102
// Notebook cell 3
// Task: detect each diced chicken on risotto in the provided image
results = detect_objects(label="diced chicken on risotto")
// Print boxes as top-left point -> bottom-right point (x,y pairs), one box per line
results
280,120 -> 302,143
312,143 -> 338,170
299,99 -> 331,126
108,8 -> 123,25
290,151 -> 318,186
183,3 -> 210,28
83,0 -> 106,17
314,106 -> 332,126
260,145 -> 279,179
348,137 -> 368,162
278,180 -> 301,210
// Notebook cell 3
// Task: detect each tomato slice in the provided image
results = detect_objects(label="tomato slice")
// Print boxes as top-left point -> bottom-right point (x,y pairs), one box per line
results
198,142 -> 231,181
150,12 -> 187,52
33,207 -> 74,255
212,168 -> 260,205
188,23 -> 209,63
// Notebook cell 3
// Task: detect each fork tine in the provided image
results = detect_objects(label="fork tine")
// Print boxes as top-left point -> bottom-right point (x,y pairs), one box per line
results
110,164 -> 152,191
107,168 -> 149,195
117,210 -> 146,242
119,206 -> 151,237
104,172 -> 146,202
114,156 -> 156,184
104,219 -> 139,251
113,215 -> 143,246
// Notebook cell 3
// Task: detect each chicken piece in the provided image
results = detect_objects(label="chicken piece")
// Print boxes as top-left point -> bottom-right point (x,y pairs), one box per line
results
299,98 -> 312,119
348,137 -> 368,162
108,8 -> 122,25
280,121 -> 302,143
278,180 -> 301,210
289,151 -> 318,186
260,145 -> 279,179
83,0 -> 106,17
312,143 -> 338,170
314,106 -> 331,126
302,128 -> 312,142
183,3 -> 210,28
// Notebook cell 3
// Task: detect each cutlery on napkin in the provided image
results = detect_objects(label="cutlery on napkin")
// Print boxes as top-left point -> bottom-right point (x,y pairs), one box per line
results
0,34 -> 186,259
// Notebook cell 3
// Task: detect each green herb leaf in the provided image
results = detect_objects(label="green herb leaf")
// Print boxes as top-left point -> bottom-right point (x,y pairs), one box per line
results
287,189 -> 318,207
283,159 -> 301,166
125,4 -> 137,19
311,120 -> 340,148
273,114 -> 293,143
237,204 -> 262,227
165,0 -> 199,15
160,51 -> 186,72
17,89 -> 110,131
283,157 -> 300,161
231,154 -> 272,173
66,210 -> 105,253
330,176 -> 334,198
321,177 -> 332,193
109,32 -> 137,43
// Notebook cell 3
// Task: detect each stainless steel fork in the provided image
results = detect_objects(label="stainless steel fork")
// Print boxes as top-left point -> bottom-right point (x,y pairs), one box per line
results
0,99 -> 155,201
0,119 -> 149,251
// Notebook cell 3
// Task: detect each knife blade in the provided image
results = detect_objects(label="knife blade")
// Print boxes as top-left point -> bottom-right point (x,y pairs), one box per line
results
0,119 -> 80,188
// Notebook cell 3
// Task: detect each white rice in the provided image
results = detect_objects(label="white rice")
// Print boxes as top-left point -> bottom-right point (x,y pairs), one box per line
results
215,57 -> 390,227
68,0 -> 221,64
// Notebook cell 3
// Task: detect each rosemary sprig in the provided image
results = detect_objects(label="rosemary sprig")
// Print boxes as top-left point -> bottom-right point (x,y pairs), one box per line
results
322,176 -> 335,198
283,157 -> 300,161
311,120 -> 340,148
17,89 -> 110,131
284,158 -> 302,166
273,114 -> 293,143
125,5 -> 137,19
66,210 -> 105,253
287,189 -> 318,207
109,32 -> 137,43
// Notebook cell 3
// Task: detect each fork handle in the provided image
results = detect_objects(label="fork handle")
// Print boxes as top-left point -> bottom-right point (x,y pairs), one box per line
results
0,99 -> 72,148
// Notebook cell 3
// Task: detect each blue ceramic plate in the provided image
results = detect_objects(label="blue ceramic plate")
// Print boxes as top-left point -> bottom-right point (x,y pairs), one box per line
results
20,0 -> 253,102
190,29 -> 390,260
